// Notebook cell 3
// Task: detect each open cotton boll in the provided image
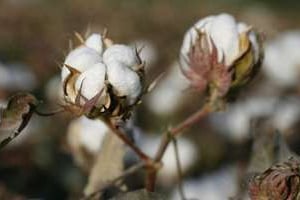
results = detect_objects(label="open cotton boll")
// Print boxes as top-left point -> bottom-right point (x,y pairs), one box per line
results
85,33 -> 104,54
146,62 -> 190,115
138,134 -> 197,185
263,31 -> 300,88
61,33 -> 146,120
62,46 -> 102,81
171,166 -> 237,200
74,63 -> 107,105
103,44 -> 140,70
105,61 -> 142,104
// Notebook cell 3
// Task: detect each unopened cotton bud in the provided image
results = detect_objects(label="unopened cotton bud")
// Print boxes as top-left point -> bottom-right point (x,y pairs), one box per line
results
180,13 -> 262,99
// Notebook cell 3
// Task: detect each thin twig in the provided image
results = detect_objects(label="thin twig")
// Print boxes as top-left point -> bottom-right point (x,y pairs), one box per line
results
81,162 -> 146,200
172,136 -> 186,200
103,119 -> 151,161
146,104 -> 213,191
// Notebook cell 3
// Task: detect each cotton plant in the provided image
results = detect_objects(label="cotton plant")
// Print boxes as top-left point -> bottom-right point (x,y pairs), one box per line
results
0,12 -> 265,199
141,13 -> 264,193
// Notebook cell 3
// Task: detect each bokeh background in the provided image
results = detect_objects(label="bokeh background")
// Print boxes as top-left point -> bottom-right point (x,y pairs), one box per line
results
1,0 -> 300,199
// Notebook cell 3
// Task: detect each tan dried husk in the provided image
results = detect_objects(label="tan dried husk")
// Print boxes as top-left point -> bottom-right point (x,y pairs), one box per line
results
229,30 -> 263,91
249,158 -> 300,200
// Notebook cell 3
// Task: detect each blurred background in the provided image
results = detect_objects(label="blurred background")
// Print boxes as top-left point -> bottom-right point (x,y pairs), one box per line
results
1,0 -> 300,199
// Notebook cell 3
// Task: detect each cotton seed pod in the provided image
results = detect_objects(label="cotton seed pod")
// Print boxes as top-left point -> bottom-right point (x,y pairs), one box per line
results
180,13 -> 263,100
61,33 -> 145,120
249,158 -> 300,200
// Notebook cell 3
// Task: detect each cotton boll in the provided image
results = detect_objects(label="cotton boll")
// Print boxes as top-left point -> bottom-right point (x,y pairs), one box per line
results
74,63 -> 107,105
61,33 -> 146,120
106,61 -> 142,104
171,166 -> 238,200
180,13 -> 261,97
146,62 -> 190,115
263,31 -> 300,88
103,44 -> 140,70
62,46 -> 102,81
138,134 -> 197,185
85,33 -> 104,54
